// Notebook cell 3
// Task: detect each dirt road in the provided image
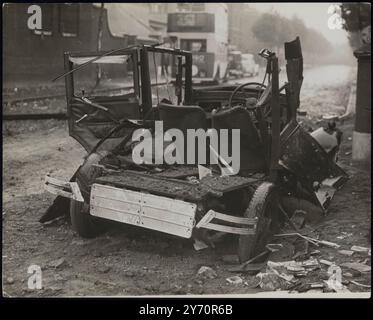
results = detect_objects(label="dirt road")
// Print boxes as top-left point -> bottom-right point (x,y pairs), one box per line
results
2,65 -> 371,296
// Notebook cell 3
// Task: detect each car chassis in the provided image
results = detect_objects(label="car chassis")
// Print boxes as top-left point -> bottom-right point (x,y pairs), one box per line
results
43,38 -> 348,262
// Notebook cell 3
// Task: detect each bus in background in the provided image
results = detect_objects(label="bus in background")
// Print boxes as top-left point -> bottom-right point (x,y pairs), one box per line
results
166,3 -> 228,84
241,53 -> 259,77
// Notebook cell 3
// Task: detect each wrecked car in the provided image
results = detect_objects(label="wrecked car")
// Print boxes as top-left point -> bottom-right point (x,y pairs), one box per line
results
43,38 -> 348,263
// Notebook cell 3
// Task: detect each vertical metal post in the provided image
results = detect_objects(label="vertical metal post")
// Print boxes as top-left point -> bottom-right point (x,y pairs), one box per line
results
140,47 -> 152,117
269,56 -> 280,181
95,3 -> 104,87
184,53 -> 193,105
63,52 -> 74,114
176,56 -> 182,105
132,51 -> 140,100
352,46 -> 371,167
64,52 -> 74,135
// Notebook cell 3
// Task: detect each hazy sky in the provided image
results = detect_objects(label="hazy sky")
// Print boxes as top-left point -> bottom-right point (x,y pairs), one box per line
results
250,3 -> 349,45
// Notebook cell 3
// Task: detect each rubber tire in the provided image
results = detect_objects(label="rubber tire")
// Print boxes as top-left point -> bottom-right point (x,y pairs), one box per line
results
238,182 -> 279,263
70,199 -> 105,238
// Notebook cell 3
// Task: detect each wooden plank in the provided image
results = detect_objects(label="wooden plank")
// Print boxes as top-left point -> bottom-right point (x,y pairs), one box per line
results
213,211 -> 257,225
197,222 -> 255,235
196,210 -> 216,228
45,176 -> 70,188
196,209 -> 256,235
44,176 -> 84,202
69,182 -> 84,202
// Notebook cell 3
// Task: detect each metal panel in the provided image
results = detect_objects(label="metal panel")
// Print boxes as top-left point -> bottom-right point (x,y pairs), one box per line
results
44,175 -> 84,202
196,209 -> 256,235
90,184 -> 196,238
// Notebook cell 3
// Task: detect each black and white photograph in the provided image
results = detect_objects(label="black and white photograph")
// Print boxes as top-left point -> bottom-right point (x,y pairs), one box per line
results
2,2 -> 371,301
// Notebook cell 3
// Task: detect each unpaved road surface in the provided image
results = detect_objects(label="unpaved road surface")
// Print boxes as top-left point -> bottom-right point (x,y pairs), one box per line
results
3,65 -> 371,296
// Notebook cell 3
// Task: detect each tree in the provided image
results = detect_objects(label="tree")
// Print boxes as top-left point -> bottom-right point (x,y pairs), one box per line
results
252,11 -> 333,65
252,12 -> 279,50
341,3 -> 371,32
252,12 -> 297,60
340,3 -> 371,49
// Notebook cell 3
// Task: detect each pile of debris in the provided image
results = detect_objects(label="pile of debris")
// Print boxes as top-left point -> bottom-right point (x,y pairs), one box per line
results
223,234 -> 371,293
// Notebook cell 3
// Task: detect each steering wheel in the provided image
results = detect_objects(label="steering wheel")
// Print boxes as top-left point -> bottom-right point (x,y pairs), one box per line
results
228,82 -> 267,109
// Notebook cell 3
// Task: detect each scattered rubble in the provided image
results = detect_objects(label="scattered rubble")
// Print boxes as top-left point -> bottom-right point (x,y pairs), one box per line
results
224,221 -> 371,294
350,245 -> 370,253
324,279 -> 350,293
349,280 -> 371,288
338,250 -> 354,256
48,258 -> 66,269
320,259 -> 334,266
341,262 -> 371,273
197,266 -> 217,280
226,276 -> 243,285
256,272 -> 290,291
193,239 -> 209,251
336,232 -> 353,240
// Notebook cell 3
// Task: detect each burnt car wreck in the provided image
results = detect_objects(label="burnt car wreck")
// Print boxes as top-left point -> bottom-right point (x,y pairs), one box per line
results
42,37 -> 348,263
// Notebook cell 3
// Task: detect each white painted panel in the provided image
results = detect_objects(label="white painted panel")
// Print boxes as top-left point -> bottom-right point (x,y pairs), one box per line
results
91,196 -> 141,215
90,184 -> 196,238
140,215 -> 193,238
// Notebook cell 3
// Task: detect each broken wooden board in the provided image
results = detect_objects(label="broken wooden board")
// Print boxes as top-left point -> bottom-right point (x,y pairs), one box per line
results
341,262 -> 371,273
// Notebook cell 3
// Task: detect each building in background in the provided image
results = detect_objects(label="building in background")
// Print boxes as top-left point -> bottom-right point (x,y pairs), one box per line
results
166,2 -> 229,81
148,3 -> 169,40
3,2 -> 267,88
2,3 -> 163,89
105,3 -> 169,42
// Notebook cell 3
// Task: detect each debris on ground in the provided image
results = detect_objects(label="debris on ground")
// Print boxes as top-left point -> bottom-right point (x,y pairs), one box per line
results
48,258 -> 66,269
316,240 -> 341,249
310,250 -> 321,256
338,250 -> 354,256
226,276 -> 243,285
196,266 -> 217,280
256,272 -> 291,291
349,280 -> 371,288
268,257 -> 319,277
229,262 -> 265,273
274,233 -> 320,247
319,259 -> 334,266
228,247 -> 271,272
266,244 -> 284,252
341,262 -> 371,273
324,279 -> 350,293
336,232 -> 353,240
350,245 -> 370,254
193,239 -> 209,251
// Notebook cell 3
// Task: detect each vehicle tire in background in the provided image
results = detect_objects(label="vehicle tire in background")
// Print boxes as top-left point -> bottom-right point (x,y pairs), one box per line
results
70,199 -> 106,238
238,182 -> 280,263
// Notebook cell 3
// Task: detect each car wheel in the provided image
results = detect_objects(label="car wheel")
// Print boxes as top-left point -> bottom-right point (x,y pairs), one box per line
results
238,182 -> 280,263
70,199 -> 106,238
